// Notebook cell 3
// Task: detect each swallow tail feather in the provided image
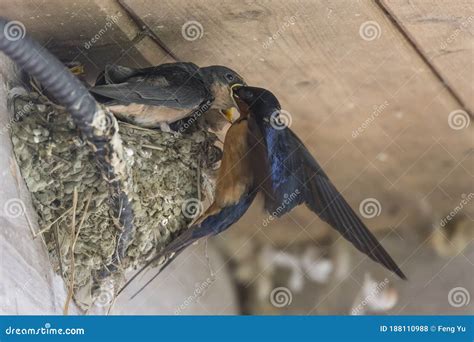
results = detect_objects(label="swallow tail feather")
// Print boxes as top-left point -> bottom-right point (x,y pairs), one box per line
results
262,127 -> 406,279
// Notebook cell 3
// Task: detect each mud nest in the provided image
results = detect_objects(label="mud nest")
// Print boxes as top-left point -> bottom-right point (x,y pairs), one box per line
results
10,91 -> 220,310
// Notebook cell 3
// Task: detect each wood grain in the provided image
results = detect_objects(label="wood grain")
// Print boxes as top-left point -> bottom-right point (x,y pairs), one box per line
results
382,0 -> 474,115
121,0 -> 473,246
0,0 -> 169,77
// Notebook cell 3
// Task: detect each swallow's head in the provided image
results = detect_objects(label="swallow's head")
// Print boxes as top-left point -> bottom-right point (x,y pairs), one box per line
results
231,86 -> 281,123
201,66 -> 246,111
202,65 -> 245,88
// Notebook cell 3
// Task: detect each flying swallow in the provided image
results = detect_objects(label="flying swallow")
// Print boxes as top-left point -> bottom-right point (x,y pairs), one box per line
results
231,85 -> 406,280
89,62 -> 245,132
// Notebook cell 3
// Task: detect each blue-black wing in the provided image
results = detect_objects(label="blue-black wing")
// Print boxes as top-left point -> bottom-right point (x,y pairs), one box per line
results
261,126 -> 406,279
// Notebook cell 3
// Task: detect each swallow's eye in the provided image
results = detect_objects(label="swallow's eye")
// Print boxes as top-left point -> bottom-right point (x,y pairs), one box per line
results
225,73 -> 234,82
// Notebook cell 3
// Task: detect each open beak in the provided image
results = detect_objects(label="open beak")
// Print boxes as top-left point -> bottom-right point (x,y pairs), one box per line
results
230,83 -> 244,99
220,83 -> 245,123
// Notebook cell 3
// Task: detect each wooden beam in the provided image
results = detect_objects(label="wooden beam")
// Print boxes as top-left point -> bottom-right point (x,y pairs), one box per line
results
122,0 -> 473,244
381,0 -> 473,115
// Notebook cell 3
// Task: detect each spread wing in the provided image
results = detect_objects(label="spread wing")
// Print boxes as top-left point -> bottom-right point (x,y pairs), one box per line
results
261,126 -> 406,279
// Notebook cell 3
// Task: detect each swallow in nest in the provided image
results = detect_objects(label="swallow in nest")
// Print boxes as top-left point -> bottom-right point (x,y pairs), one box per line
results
89,62 -> 245,133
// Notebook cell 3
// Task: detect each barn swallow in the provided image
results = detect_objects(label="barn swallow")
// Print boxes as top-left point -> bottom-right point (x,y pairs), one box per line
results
89,62 -> 244,132
231,85 -> 406,280
122,85 -> 405,298
120,101 -> 263,298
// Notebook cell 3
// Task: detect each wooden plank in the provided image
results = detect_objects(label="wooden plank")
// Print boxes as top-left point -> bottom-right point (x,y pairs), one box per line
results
113,1 -> 474,246
381,0 -> 474,114
0,0 -> 171,77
